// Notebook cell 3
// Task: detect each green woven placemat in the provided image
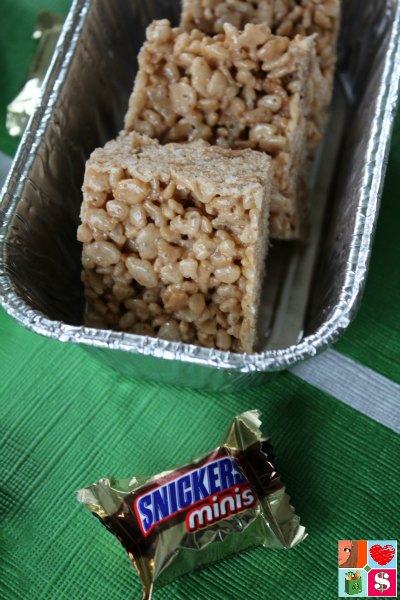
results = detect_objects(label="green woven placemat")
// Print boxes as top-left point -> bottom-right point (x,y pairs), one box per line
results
0,313 -> 399,599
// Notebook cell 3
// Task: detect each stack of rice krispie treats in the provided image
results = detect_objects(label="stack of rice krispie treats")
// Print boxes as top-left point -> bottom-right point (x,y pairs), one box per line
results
78,0 -> 341,353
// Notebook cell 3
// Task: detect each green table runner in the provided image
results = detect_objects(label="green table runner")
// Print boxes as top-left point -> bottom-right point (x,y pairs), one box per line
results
1,3 -> 399,599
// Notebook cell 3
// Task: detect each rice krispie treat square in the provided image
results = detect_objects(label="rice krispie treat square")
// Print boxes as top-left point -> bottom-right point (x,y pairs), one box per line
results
181,0 -> 341,106
78,132 -> 272,353
124,20 -> 322,238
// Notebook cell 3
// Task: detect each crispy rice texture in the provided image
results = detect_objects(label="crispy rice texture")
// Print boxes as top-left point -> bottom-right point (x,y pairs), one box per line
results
124,20 -> 328,238
78,132 -> 272,353
181,0 -> 341,92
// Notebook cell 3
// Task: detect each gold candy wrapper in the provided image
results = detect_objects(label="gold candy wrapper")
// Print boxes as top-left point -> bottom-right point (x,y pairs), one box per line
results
76,411 -> 306,599
6,12 -> 65,137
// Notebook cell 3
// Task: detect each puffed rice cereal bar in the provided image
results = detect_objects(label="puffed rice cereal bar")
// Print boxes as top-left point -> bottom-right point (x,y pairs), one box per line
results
181,0 -> 341,104
124,20 -> 323,238
78,132 -> 272,353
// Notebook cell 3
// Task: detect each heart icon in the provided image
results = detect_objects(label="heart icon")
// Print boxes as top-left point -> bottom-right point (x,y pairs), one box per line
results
369,544 -> 396,566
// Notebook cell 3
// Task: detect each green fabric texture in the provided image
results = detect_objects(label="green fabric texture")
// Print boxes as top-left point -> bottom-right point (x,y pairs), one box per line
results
0,309 -> 399,600
0,2 -> 399,600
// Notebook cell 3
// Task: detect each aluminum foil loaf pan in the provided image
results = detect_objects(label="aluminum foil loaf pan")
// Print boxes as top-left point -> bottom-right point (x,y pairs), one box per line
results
1,0 -> 400,391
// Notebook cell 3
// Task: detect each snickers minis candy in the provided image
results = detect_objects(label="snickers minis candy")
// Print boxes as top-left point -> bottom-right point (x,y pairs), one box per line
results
76,411 -> 306,598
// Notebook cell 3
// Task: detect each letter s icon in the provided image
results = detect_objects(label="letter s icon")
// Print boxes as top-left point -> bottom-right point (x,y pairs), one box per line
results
374,571 -> 390,593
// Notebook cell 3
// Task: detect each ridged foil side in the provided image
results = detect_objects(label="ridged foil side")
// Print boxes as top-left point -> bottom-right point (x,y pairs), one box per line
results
0,0 -> 400,390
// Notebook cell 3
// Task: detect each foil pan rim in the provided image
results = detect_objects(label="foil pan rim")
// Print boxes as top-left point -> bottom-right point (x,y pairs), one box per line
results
1,0 -> 400,374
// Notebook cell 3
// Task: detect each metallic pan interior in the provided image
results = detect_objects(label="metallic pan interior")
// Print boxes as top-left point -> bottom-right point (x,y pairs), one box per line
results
1,0 -> 400,391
